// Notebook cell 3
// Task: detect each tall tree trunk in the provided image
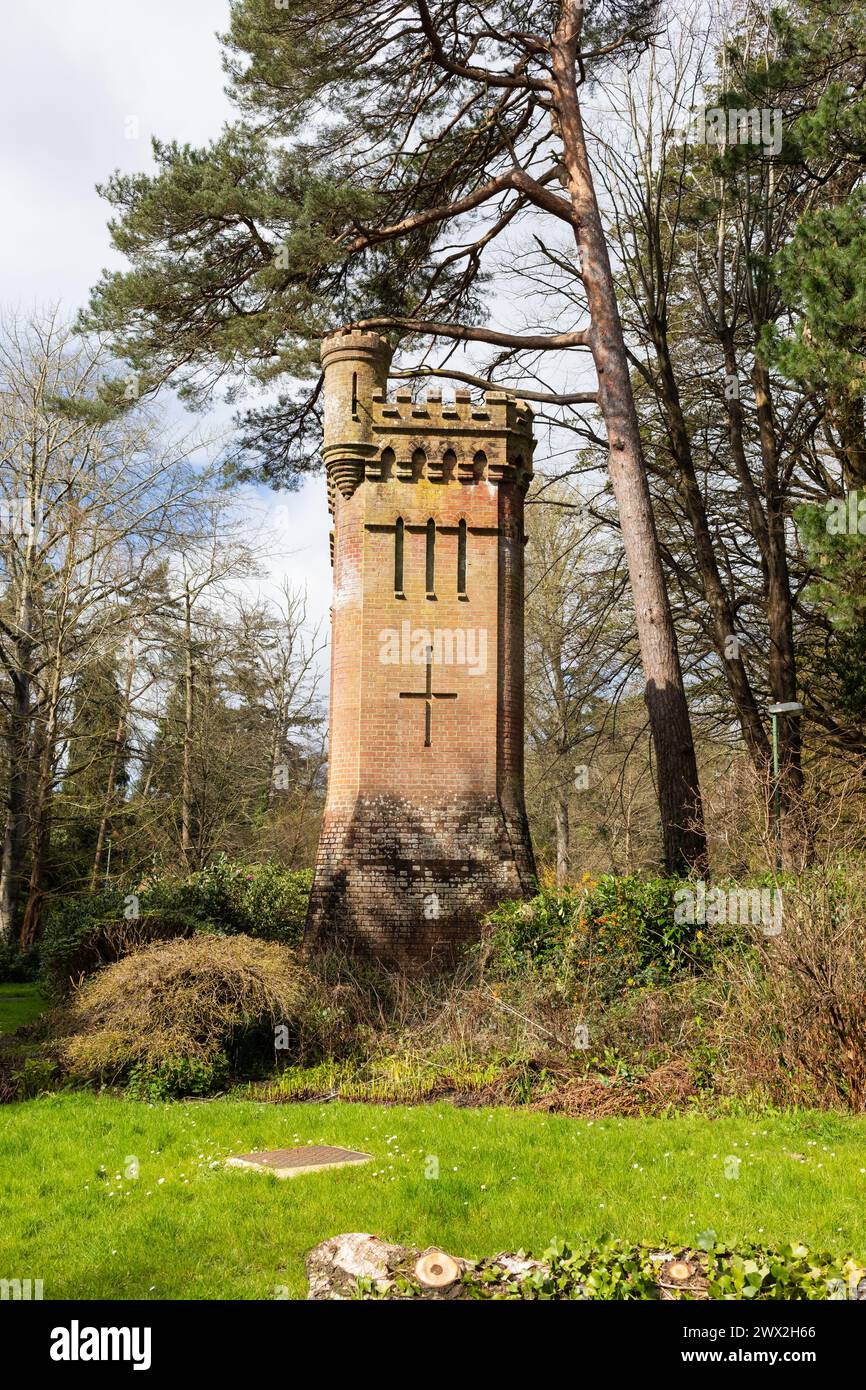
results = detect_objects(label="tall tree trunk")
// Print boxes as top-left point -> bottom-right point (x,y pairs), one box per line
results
19,787 -> 51,950
181,589 -> 194,867
20,649 -> 63,947
0,569 -> 35,944
555,781 -> 570,886
649,320 -> 771,771
0,672 -> 32,944
752,361 -> 803,803
551,3 -> 706,873
91,650 -> 136,890
829,392 -> 866,491
719,328 -> 772,578
265,698 -> 287,813
718,295 -> 803,861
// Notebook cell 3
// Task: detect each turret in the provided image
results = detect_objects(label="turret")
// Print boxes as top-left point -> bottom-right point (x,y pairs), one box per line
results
321,328 -> 392,498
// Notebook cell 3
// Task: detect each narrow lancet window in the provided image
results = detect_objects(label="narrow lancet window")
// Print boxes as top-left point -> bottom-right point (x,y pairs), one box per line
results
426,518 -> 435,598
394,517 -> 405,597
457,519 -> 467,599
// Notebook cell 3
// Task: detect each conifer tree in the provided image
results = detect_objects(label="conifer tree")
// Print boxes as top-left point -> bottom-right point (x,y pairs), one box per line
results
83,0 -> 708,871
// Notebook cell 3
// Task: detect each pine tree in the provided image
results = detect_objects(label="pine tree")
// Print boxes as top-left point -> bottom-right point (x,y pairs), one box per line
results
82,0 -> 708,871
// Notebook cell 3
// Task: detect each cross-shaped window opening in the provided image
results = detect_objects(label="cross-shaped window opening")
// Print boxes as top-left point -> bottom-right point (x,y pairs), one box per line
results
399,644 -> 458,747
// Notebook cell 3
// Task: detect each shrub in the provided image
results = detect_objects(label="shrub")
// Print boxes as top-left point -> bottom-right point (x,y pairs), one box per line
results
40,860 -> 313,997
125,1054 -> 230,1101
0,941 -> 40,983
484,875 -> 710,1001
55,933 -> 313,1089
41,893 -> 201,997
190,857 -> 311,944
10,1057 -> 57,1099
715,873 -> 866,1110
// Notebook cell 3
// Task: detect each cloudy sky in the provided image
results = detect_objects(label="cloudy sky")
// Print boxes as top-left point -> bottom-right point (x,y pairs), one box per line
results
0,1 -> 601,673
0,0 -> 333,636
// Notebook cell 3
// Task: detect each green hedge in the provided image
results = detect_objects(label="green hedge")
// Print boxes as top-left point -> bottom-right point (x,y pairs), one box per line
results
40,894 -> 201,996
125,1054 -> 230,1101
41,859 -> 313,996
484,875 -> 716,1000
0,941 -> 40,984
190,857 -> 312,943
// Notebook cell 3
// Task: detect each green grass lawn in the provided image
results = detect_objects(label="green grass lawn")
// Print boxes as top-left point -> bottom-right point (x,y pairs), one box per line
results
1,1094 -> 865,1299
0,982 -> 46,1035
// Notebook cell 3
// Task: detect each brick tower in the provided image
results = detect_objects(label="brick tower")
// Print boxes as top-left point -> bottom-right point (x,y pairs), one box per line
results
305,328 -> 536,964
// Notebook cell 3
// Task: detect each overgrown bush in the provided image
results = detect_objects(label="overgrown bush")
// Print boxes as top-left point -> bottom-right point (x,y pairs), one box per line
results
0,941 -> 40,983
41,893 -> 201,997
41,859 -> 313,997
715,874 -> 866,1110
10,1057 -> 57,1099
190,857 -> 311,944
484,875 -> 711,1002
55,934 -> 313,1091
41,868 -> 866,1115
125,1054 -> 230,1101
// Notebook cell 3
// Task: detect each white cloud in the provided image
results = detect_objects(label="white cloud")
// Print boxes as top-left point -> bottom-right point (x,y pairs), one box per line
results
0,1 -> 232,308
0,0 -> 334,644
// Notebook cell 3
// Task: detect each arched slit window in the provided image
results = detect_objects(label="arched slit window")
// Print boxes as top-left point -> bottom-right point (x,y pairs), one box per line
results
425,518 -> 436,598
351,371 -> 358,415
394,517 -> 405,597
457,519 -> 467,599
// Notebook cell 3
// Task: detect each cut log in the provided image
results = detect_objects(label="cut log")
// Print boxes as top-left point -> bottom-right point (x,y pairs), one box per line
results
414,1250 -> 461,1289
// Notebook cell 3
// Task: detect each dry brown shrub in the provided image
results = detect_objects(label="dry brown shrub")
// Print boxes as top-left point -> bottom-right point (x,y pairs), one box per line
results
526,1057 -> 697,1118
304,948 -> 580,1064
714,874 -> 866,1110
55,933 -> 312,1081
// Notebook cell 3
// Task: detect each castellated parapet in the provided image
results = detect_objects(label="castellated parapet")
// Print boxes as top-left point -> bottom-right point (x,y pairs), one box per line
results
306,327 -> 537,965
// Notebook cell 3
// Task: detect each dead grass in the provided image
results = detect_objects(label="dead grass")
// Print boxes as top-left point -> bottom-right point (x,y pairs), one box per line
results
712,874 -> 866,1110
526,1057 -> 697,1117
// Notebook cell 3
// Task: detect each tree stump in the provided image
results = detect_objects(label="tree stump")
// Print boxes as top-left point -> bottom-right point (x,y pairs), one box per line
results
305,1234 -> 411,1300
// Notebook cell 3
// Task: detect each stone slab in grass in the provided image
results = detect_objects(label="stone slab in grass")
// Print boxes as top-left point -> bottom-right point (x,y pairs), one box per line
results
225,1145 -> 371,1179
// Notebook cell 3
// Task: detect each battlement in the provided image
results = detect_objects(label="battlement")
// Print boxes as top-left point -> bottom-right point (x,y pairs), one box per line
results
320,327 -> 392,368
371,385 -> 533,438
321,327 -> 535,504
